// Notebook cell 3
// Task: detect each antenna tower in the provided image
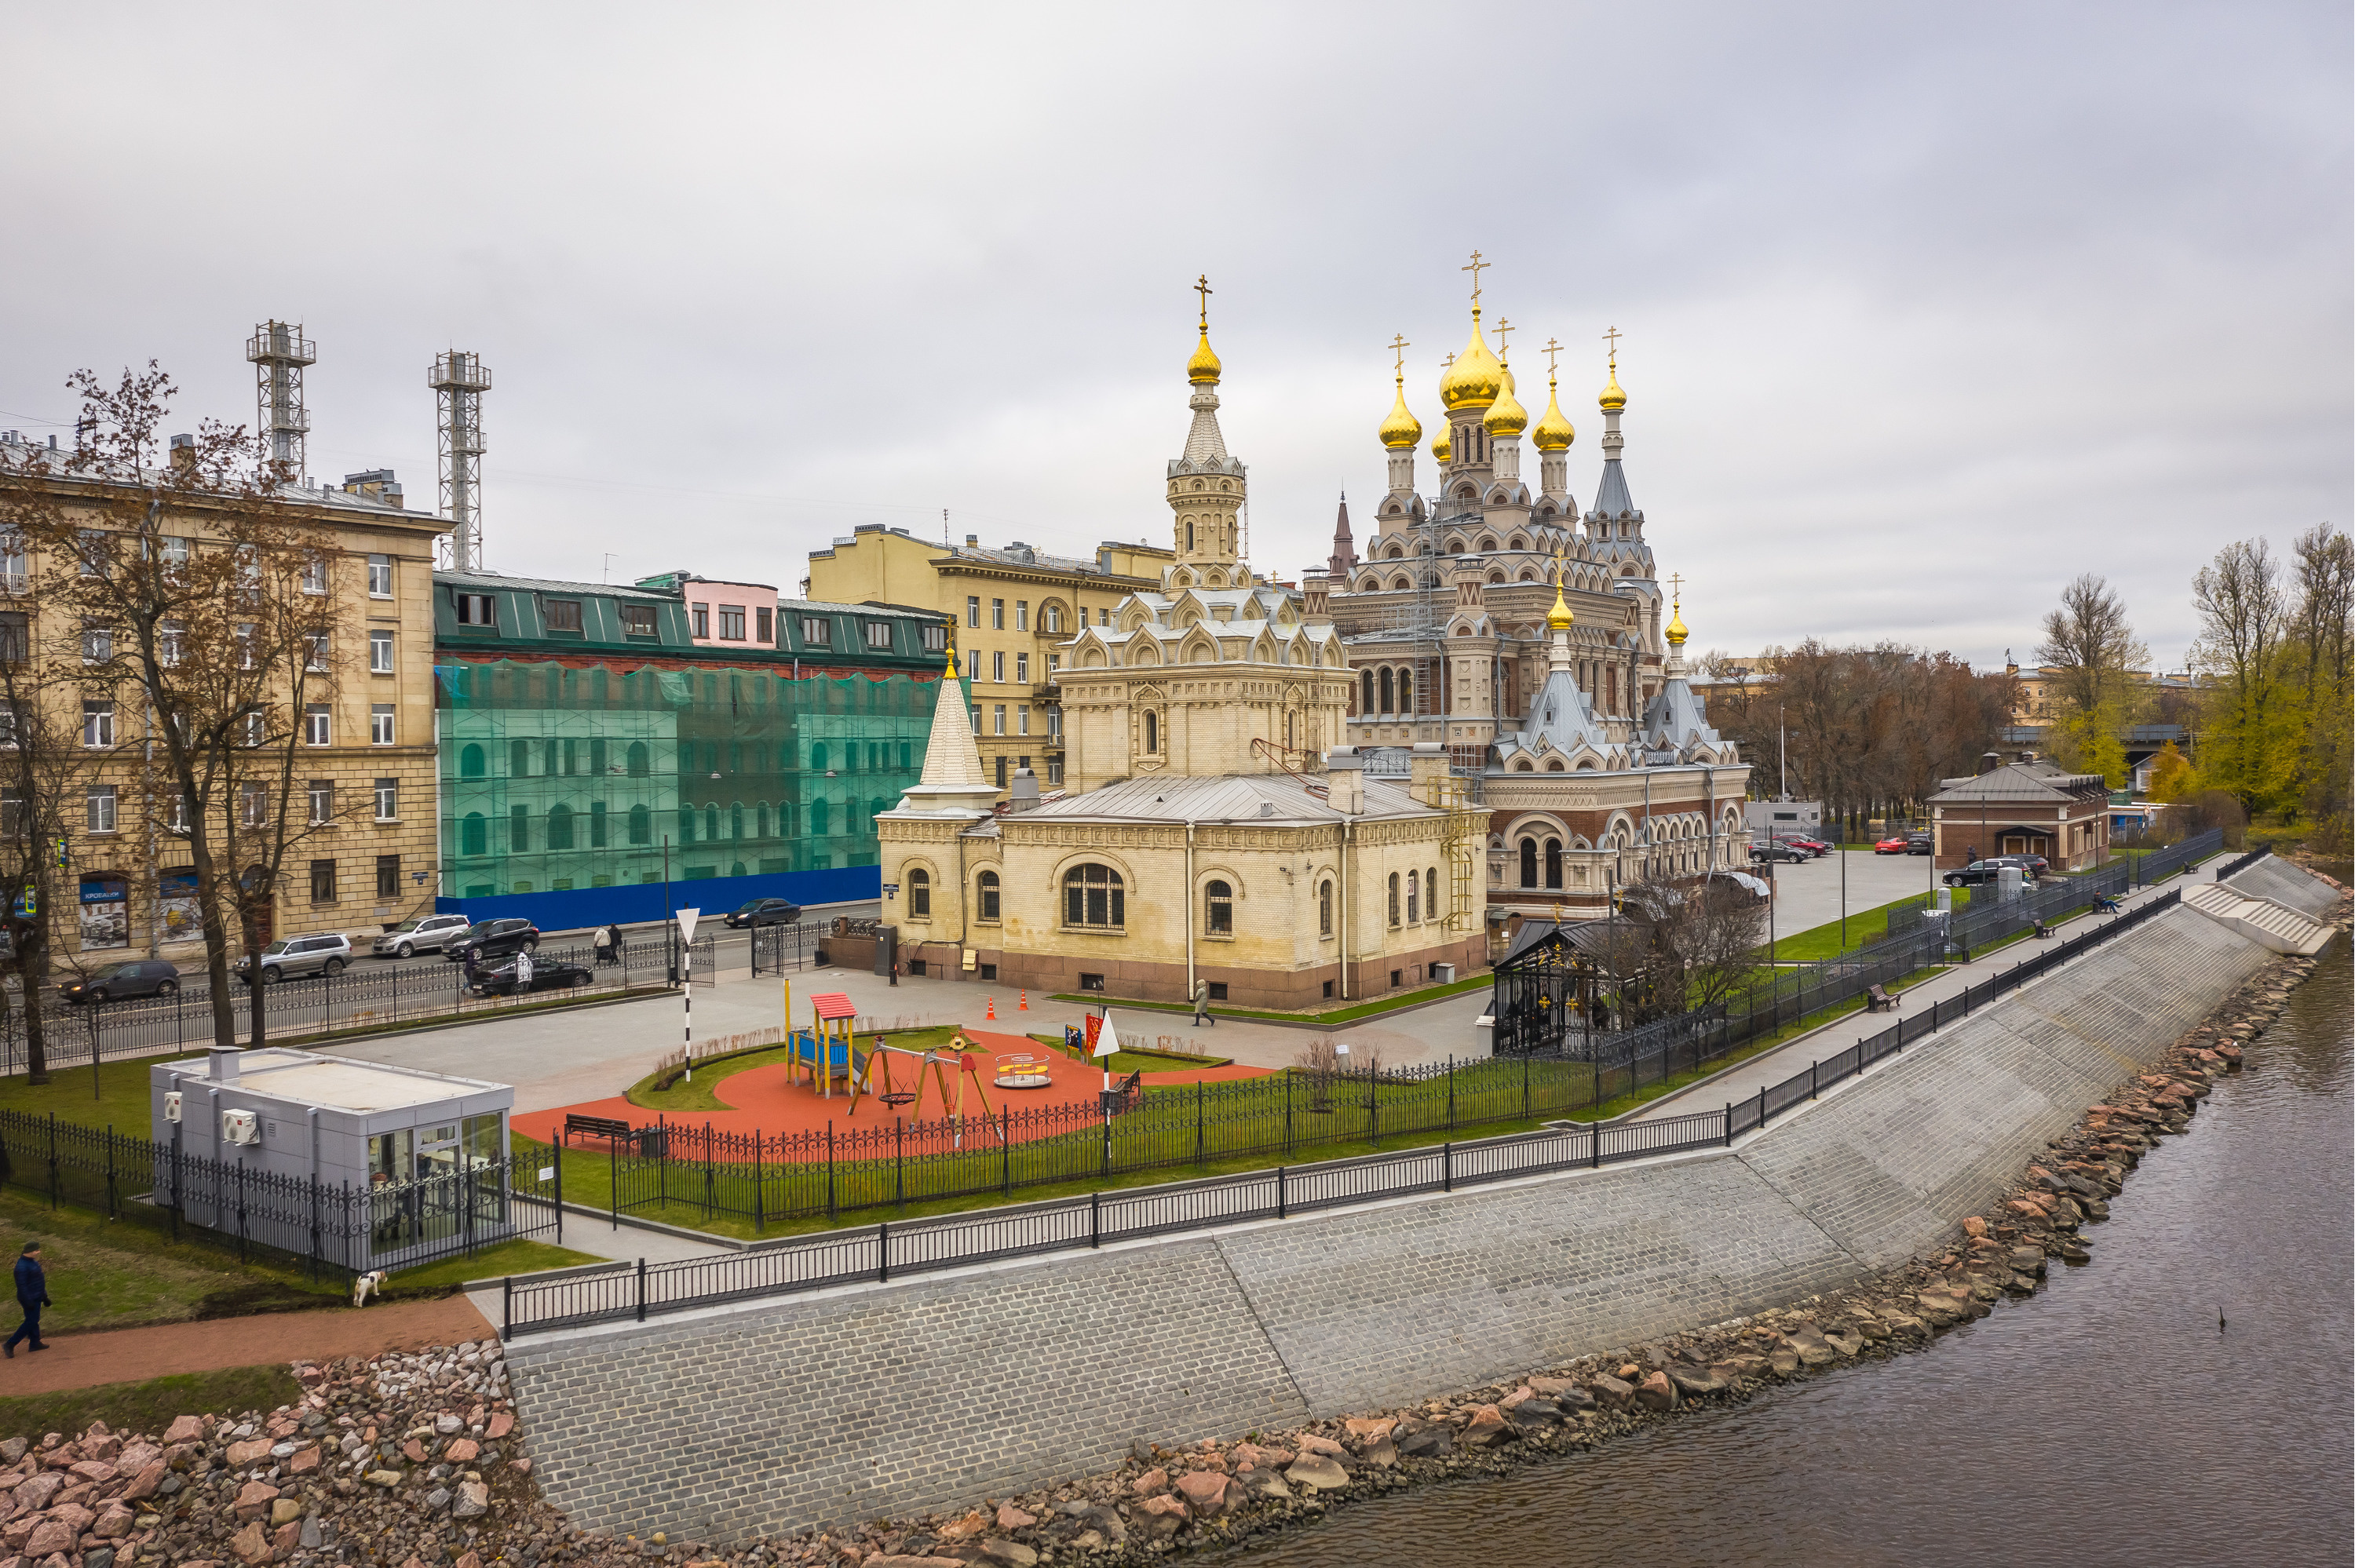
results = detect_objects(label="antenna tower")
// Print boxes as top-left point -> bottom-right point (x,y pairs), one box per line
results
429,351 -> 493,571
244,320 -> 315,478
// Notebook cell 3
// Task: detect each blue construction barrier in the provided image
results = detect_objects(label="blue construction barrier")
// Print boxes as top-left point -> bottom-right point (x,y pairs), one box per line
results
434,865 -> 878,932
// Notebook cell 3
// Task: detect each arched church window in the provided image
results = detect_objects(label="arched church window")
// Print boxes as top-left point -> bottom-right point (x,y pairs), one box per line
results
1318,879 -> 1333,936
1064,863 -> 1124,929
1378,669 -> 1394,713
1205,879 -> 1232,934
628,741 -> 649,776
1545,838 -> 1564,889
907,867 -> 931,919
1399,669 -> 1413,713
1361,669 -> 1375,713
1144,710 -> 1159,753
1406,872 -> 1418,924
1386,872 -> 1400,928
1520,837 -> 1538,887
1426,868 -> 1439,922
1187,522 -> 1196,552
460,743 -> 485,779
976,869 -> 999,922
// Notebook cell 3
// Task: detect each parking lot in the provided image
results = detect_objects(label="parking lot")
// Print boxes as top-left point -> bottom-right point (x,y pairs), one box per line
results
1754,847 -> 1945,939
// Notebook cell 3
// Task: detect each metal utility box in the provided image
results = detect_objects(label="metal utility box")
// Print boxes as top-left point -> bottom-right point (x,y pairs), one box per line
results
150,1047 -> 515,1267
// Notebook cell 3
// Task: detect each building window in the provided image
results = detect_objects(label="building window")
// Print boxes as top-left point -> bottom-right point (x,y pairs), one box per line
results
718,605 -> 747,640
510,804 -> 530,851
370,629 -> 394,673
1079,972 -> 1105,992
992,704 -> 1006,735
367,553 -> 392,597
1319,878 -> 1333,936
966,595 -> 980,629
1015,601 -> 1030,632
1044,605 -> 1062,633
1546,838 -> 1563,889
301,705 -> 330,746
1016,652 -> 1030,683
81,621 -> 111,664
1017,705 -> 1031,736
620,603 -> 657,637
455,593 -> 496,627
305,633 -> 329,672
85,786 -> 116,834
1143,710 -> 1159,753
374,777 -> 398,820
371,705 -> 394,745
692,604 -> 710,638
82,702 -> 114,748
923,622 -> 947,652
907,867 -> 931,919
0,612 -> 24,664
991,651 -> 1005,683
1046,757 -> 1064,785
461,812 -> 487,855
800,616 -> 831,646
969,704 -> 981,732
547,804 -> 575,849
1205,878 -> 1232,934
995,755 -> 1008,787
628,803 -> 651,844
0,531 -> 24,593
1426,868 -> 1440,924
376,854 -> 400,899
544,599 -> 583,633
167,790 -> 191,833
864,620 -> 893,650
76,529 -> 107,577
756,606 -> 775,644
309,858 -> 336,903
307,780 -> 333,825
1048,706 -> 1063,738
1407,872 -> 1418,924
991,598 -> 1004,630
300,556 -> 328,595
240,783 -> 268,826
1064,863 -> 1125,930
977,869 -> 1000,922
1387,872 -> 1401,927
590,800 -> 609,846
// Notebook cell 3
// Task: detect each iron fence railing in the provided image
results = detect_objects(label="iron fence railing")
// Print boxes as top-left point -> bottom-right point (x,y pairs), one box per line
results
0,1107 -> 561,1280
749,922 -> 828,976
0,932 -> 699,1078
2211,842 -> 2270,881
499,891 -> 2184,1336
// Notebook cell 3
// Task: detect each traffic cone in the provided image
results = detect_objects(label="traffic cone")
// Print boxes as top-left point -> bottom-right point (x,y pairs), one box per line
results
986,995 -> 996,1020
1019,990 -> 1029,1012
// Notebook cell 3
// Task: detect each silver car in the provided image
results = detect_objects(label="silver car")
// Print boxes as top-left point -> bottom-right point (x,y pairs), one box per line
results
236,933 -> 353,985
373,913 -> 473,959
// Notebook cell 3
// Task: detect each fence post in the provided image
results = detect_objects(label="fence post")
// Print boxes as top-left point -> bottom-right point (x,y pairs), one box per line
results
1810,1059 -> 1819,1100
1276,1165 -> 1286,1220
1591,1119 -> 1601,1169
553,1153 -> 563,1248
827,1122 -> 836,1223
1757,1084 -> 1767,1130
1522,1052 -> 1530,1124
636,1256 -> 647,1322
895,1117 -> 905,1210
609,1137 -> 619,1231
1284,1070 -> 1292,1156
1088,1190 -> 1100,1249
1196,1080 -> 1204,1166
104,1127 -> 116,1220
1448,1057 -> 1455,1131
1725,1103 -> 1734,1148
503,1276 -> 512,1340
1002,1112 -> 1011,1197
753,1129 -> 765,1236
46,1113 -> 57,1209
308,1172 -> 321,1283
1442,1142 -> 1452,1193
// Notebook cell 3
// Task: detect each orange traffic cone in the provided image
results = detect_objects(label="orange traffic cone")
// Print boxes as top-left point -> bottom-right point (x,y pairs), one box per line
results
986,995 -> 996,1020
1019,990 -> 1029,1011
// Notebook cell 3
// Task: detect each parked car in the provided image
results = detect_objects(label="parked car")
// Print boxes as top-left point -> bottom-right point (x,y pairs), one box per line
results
1874,835 -> 1911,855
445,918 -> 540,965
721,898 -> 802,931
1993,853 -> 2051,878
467,957 -> 593,998
1750,841 -> 1812,866
1944,858 -> 2039,888
373,913 -> 473,959
1906,832 -> 1933,855
1785,837 -> 1832,857
236,934 -> 353,985
60,959 -> 181,1005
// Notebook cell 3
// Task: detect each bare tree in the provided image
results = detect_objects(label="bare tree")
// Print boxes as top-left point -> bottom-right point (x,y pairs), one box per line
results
1634,874 -> 1765,1013
2037,573 -> 2149,715
0,610 -> 89,1084
2291,523 -> 2353,843
0,364 -> 361,1051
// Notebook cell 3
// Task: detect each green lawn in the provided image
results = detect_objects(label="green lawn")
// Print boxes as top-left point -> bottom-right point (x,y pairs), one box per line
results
1049,971 -> 1491,1026
1769,888 -> 1977,960
395,1238 -> 601,1288
0,1364 -> 303,1447
2,1050 -> 209,1133
0,1185 -> 342,1331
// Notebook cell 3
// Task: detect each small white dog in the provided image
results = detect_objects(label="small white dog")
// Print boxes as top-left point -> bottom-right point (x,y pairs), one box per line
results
351,1269 -> 389,1308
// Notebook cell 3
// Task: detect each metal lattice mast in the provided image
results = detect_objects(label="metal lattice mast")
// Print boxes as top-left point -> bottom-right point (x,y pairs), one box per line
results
245,320 -> 315,477
429,351 -> 492,571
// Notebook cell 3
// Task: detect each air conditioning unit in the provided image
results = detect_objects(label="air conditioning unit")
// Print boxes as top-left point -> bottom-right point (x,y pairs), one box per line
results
221,1109 -> 260,1146
163,1091 -> 183,1124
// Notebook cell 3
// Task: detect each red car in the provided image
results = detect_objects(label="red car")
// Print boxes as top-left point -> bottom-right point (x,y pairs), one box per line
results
1785,837 -> 1832,857
1874,836 -> 1911,855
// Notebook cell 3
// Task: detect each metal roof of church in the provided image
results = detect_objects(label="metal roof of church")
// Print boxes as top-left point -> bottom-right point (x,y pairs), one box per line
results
1018,772 -> 1437,826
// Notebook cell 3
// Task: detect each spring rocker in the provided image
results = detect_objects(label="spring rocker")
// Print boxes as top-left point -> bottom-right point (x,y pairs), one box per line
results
846,1030 -> 1006,1147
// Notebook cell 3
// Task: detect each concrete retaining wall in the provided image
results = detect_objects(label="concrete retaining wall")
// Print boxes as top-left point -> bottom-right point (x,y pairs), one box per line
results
504,906 -> 2274,1544
2226,855 -> 2340,918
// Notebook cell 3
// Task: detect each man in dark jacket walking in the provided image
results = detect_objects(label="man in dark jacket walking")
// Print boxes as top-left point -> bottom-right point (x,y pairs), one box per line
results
5,1242 -> 48,1355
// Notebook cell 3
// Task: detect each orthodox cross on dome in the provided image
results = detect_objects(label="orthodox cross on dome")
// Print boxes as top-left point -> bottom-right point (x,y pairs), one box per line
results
1543,337 -> 1564,378
1389,333 -> 1410,376
1553,542 -> 1567,585
1492,316 -> 1514,361
1601,323 -> 1622,366
1667,571 -> 1683,599
1195,274 -> 1213,330
1461,250 -> 1488,304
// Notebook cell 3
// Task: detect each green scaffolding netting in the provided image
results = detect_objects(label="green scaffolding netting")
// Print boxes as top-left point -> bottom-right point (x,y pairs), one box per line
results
435,658 -> 937,897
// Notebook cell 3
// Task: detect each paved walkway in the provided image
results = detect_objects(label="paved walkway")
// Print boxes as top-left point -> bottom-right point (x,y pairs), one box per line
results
1632,864 -> 2203,1121
0,1294 -> 495,1396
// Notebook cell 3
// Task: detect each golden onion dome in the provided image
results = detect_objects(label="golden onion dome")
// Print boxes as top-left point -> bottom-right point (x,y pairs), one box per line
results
1598,359 -> 1627,411
1187,327 -> 1222,386
1439,309 -> 1503,410
1547,578 -> 1575,632
1378,376 -> 1423,450
1483,366 -> 1528,437
1665,597 -> 1688,647
1532,377 -> 1576,451
1432,421 -> 1452,464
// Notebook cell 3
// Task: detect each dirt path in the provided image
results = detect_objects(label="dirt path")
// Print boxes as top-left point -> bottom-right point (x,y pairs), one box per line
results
0,1294 -> 495,1398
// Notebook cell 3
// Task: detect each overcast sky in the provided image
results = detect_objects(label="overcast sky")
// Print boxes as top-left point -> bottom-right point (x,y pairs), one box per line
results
5,2 -> 2347,669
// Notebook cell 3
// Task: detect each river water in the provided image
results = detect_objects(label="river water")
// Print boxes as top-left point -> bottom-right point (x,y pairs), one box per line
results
1217,936 -> 2351,1568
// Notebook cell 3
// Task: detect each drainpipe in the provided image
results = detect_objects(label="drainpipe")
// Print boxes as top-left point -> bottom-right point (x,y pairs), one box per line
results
1185,821 -> 1196,1001
1338,819 -> 1353,1001
308,1106 -> 321,1180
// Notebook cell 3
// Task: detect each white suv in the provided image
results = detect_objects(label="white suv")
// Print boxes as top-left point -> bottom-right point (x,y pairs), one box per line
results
236,933 -> 354,985
373,913 -> 473,959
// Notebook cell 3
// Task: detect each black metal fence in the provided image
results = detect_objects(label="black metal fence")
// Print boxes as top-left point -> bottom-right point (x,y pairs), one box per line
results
748,922 -> 828,975
0,932 -> 703,1078
501,890 -> 2184,1336
2212,843 -> 2271,881
0,1107 -> 562,1280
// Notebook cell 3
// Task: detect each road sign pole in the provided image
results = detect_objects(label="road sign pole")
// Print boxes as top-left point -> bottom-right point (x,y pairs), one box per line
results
677,908 -> 701,1081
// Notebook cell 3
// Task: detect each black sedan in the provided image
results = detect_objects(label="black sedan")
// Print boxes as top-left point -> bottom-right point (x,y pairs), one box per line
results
445,917 -> 541,965
467,958 -> 593,998
1750,841 -> 1813,866
721,898 -> 801,930
60,959 -> 182,1005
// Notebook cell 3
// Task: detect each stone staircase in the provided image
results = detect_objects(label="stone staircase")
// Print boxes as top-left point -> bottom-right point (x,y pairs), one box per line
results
2182,881 -> 2335,955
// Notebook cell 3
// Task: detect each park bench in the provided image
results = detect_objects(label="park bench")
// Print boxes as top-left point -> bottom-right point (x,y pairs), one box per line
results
563,1113 -> 633,1148
1864,984 -> 1897,1014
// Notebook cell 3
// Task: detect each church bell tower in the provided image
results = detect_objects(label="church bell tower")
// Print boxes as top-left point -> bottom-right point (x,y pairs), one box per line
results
1167,275 -> 1247,590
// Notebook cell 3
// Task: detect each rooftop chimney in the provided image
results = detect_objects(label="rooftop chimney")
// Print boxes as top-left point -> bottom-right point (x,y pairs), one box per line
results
1325,749 -> 1365,815
208,1047 -> 241,1085
1980,751 -> 2001,775
1008,767 -> 1041,812
965,534 -> 979,549
169,433 -> 195,473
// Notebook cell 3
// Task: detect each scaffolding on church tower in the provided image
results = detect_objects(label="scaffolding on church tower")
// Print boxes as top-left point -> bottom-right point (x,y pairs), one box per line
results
245,321 -> 315,476
430,351 -> 493,571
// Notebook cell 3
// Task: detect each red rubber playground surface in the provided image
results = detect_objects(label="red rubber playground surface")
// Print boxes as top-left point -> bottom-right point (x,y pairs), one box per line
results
511,1027 -> 1272,1152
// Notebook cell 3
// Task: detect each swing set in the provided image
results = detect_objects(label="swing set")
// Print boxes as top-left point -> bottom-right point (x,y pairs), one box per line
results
845,1030 -> 1006,1147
